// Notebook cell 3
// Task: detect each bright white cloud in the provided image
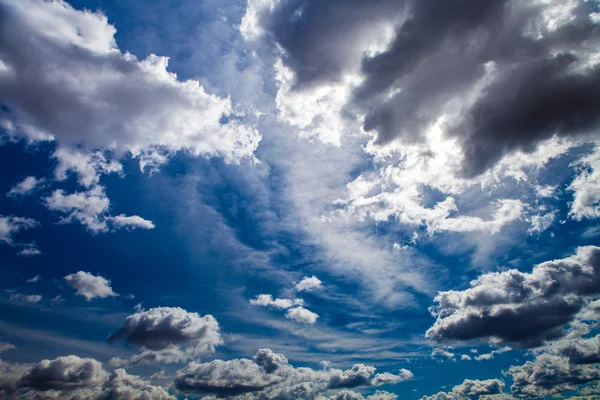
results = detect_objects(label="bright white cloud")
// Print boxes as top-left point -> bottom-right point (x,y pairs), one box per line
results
250,294 -> 304,310
64,271 -> 117,301
296,275 -> 323,292
0,0 -> 260,164
569,146 -> 600,220
110,215 -> 155,230
7,176 -> 44,197
53,147 -> 122,189
285,306 -> 319,324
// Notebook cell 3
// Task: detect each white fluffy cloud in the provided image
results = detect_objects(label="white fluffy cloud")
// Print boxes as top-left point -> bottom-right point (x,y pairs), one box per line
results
421,379 -> 508,400
64,271 -> 117,301
108,306 -> 223,364
569,146 -> 600,220
0,0 -> 260,163
7,176 -> 44,197
295,276 -> 323,292
45,185 -> 154,233
249,294 -> 304,310
285,306 -> 319,325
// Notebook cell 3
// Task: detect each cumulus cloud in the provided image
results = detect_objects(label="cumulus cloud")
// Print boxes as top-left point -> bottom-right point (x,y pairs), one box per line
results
0,355 -> 174,399
569,146 -> 600,220
0,0 -> 260,164
64,271 -> 117,301
45,186 -> 154,233
108,306 -> 222,364
322,390 -> 399,400
430,348 -> 456,361
473,346 -> 512,361
249,294 -> 304,310
175,348 -> 412,398
296,276 -> 323,292
426,246 -> 600,347
285,306 -> 319,324
110,215 -> 155,230
0,216 -> 38,245
248,0 -> 600,176
7,176 -> 44,197
17,246 -> 43,257
52,147 -> 123,189
0,342 -> 15,353
421,379 -> 508,400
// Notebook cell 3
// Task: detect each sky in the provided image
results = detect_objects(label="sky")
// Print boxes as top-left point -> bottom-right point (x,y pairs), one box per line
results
0,0 -> 600,399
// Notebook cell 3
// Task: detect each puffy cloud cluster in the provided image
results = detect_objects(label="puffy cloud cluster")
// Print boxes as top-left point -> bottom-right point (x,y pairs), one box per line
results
45,186 -> 154,233
0,355 -> 174,399
250,294 -> 305,310
64,271 -> 117,301
569,146 -> 600,220
421,378 -> 509,400
426,246 -> 600,347
108,306 -> 223,364
174,348 -> 412,398
0,0 -> 260,163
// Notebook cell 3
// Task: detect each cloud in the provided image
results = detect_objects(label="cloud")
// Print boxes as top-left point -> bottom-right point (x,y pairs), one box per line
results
0,356 -> 174,399
26,275 -> 41,284
248,0 -> 600,176
250,294 -> 305,310
322,390 -> 399,400
7,176 -> 44,197
0,342 -> 15,353
52,147 -> 123,189
569,146 -> 600,220
285,306 -> 319,324
474,346 -> 512,361
421,379 -> 508,400
108,306 -> 222,364
64,271 -> 117,301
426,245 -> 600,347
0,216 -> 38,245
110,215 -> 156,230
9,293 -> 42,305
19,355 -> 109,391
0,0 -> 260,164
296,276 -> 323,292
45,186 -> 154,233
17,246 -> 43,257
174,348 -> 412,398
430,348 -> 456,361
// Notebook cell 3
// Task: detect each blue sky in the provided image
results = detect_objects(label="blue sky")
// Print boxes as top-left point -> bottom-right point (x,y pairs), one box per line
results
1,0 -> 600,399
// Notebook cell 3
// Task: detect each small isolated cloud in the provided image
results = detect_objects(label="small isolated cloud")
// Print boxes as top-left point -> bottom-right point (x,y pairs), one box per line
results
64,271 -> 117,301
108,306 -> 222,364
9,293 -> 42,305
110,215 -> 155,230
17,247 -> 43,257
249,294 -> 304,310
474,346 -> 512,361
430,348 -> 456,361
26,275 -> 41,284
296,275 -> 323,292
0,342 -> 15,353
0,216 -> 38,245
426,246 -> 600,348
285,306 -> 319,324
7,176 -> 44,197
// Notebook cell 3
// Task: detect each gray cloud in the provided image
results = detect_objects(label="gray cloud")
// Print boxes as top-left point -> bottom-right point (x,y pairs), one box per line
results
108,306 -> 223,364
426,246 -> 600,347
19,356 -> 109,392
174,348 -> 412,398
251,0 -> 600,175
421,378 -> 509,400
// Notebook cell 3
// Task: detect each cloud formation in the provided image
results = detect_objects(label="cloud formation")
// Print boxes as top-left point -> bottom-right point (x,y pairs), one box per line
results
427,246 -> 600,347
174,348 -> 412,398
421,378 -> 508,400
108,306 -> 223,364
250,294 -> 305,310
0,0 -> 260,164
64,271 -> 117,301
7,176 -> 44,197
296,276 -> 323,292
0,216 -> 38,245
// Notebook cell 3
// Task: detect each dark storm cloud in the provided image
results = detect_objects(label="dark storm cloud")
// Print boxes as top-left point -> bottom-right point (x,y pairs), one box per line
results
254,0 -> 600,175
426,246 -> 600,347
